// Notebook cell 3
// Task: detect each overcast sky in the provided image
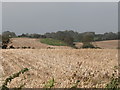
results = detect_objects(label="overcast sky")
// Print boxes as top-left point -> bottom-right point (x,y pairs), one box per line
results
2,2 -> 118,35
2,0 -> 119,2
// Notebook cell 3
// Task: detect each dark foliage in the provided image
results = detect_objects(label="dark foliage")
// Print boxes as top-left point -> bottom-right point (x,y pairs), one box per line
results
2,45 -> 8,49
82,43 -> 95,48
1,68 -> 29,90
18,33 -> 46,38
2,31 -> 16,38
2,31 -> 17,49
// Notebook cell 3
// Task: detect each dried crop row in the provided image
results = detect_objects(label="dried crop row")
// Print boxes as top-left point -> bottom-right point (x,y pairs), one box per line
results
1,49 -> 118,88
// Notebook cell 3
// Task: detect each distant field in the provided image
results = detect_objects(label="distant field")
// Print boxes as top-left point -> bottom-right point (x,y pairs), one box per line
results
93,40 -> 119,49
75,40 -> 119,49
40,38 -> 67,46
6,38 -> 119,49
1,38 -> 119,88
7,38 -> 72,49
0,49 -> 118,88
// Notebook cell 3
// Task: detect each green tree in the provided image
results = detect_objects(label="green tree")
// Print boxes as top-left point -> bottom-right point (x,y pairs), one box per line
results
2,31 -> 16,38
81,33 -> 95,48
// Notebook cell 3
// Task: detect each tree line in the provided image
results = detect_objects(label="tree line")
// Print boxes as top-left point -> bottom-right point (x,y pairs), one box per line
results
16,30 -> 119,41
1,30 -> 119,48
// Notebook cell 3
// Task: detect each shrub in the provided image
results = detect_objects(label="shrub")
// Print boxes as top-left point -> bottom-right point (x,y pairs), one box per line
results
106,77 -> 120,89
106,66 -> 120,89
2,36 -> 10,44
81,33 -> 96,49
44,78 -> 55,88
9,45 -> 15,49
2,45 -> 8,49
63,36 -> 74,46
2,31 -> 16,38
70,80 -> 80,88
82,42 -> 95,48
2,35 -> 10,49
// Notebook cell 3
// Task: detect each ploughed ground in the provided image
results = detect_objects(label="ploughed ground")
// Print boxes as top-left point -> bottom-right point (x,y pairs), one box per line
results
8,38 -> 119,49
0,49 -> 118,88
7,38 -> 72,49
75,40 -> 119,49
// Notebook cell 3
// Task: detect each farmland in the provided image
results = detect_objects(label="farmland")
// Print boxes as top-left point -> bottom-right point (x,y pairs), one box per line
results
75,40 -> 119,49
1,2 -> 119,88
0,38 -> 119,88
5,38 -> 119,49
6,38 -> 72,49
0,49 -> 118,88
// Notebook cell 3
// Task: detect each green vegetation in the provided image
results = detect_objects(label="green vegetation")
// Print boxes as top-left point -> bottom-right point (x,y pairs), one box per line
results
2,35 -> 9,49
40,38 -> 67,46
81,33 -> 96,48
2,35 -> 10,44
2,30 -> 120,49
82,43 -> 95,48
2,31 -> 16,38
70,80 -> 80,88
44,78 -> 55,88
45,31 -> 119,42
106,77 -> 120,89
106,66 -> 120,89
2,31 -> 120,43
0,68 -> 29,90
2,31 -> 16,49
2,31 -> 16,44
1,66 -> 119,89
